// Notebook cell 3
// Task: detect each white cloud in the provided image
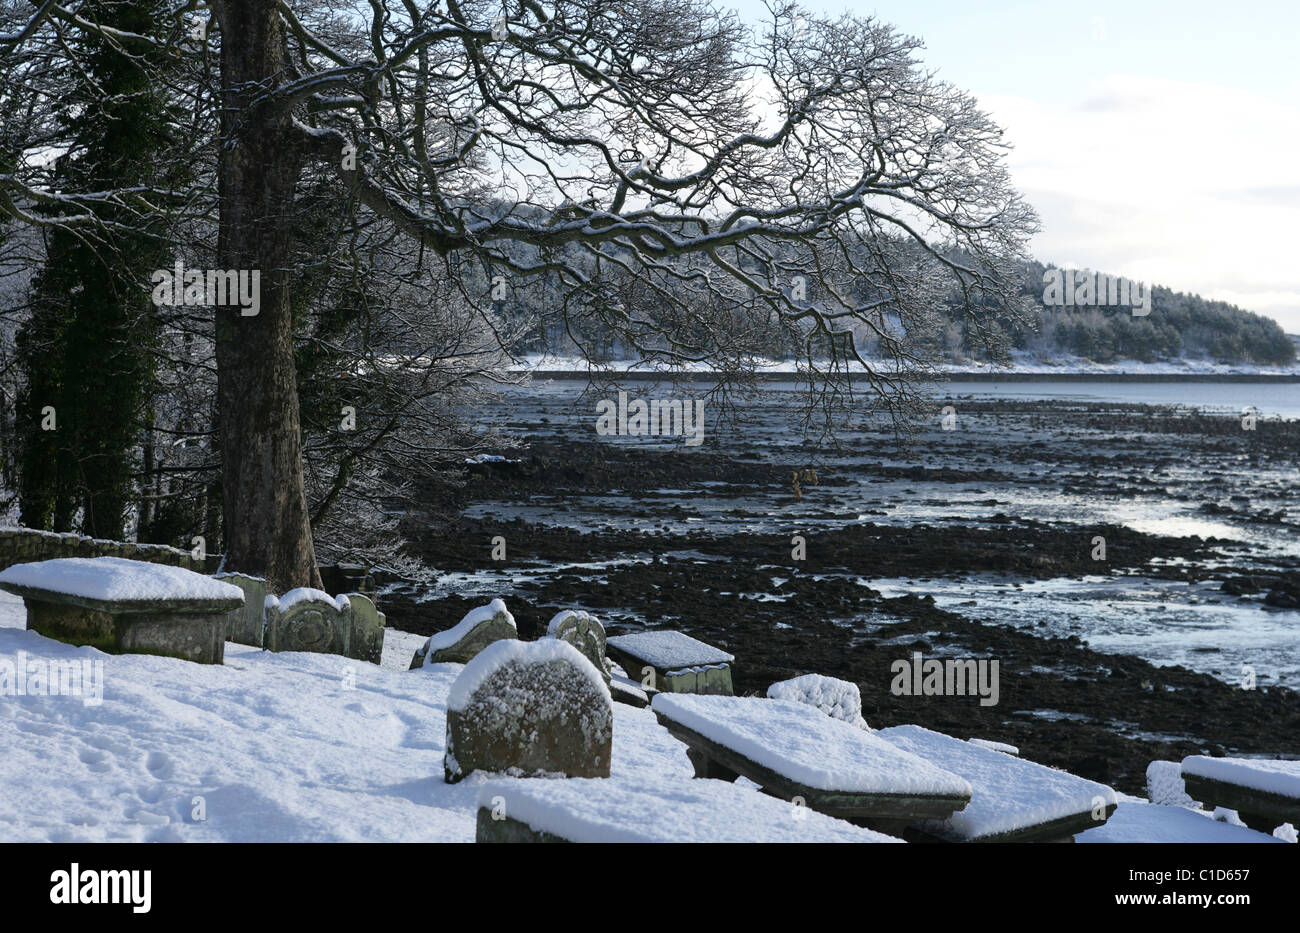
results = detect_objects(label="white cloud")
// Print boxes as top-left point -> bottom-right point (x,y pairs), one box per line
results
980,75 -> 1300,332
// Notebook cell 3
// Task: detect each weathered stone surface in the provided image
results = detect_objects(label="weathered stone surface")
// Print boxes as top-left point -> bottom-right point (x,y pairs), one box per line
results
444,639 -> 613,783
411,598 -> 517,668
546,609 -> 610,684
608,673 -> 650,708
0,558 -> 243,664
346,593 -> 386,665
21,600 -> 229,663
113,610 -> 228,663
476,810 -> 570,843
0,526 -> 209,573
264,589 -> 351,655
606,629 -> 734,695
255,587 -> 387,662
661,663 -> 733,695
217,573 -> 267,647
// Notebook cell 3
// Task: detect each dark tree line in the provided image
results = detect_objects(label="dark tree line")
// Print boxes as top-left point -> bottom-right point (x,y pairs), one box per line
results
492,250 -> 1296,367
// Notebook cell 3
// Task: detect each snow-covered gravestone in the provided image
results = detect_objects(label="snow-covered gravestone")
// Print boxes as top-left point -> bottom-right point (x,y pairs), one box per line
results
1145,761 -> 1196,807
606,630 -> 734,695
546,609 -> 610,685
767,673 -> 870,730
347,593 -> 386,665
264,589 -> 352,656
475,776 -> 904,844
444,640 -> 613,784
879,725 -> 1117,842
216,572 -> 267,647
650,694 -> 972,824
0,557 -> 244,664
410,598 -> 517,668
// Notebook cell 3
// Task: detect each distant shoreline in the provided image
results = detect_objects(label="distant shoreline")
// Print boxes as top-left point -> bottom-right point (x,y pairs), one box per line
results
520,369 -> 1300,384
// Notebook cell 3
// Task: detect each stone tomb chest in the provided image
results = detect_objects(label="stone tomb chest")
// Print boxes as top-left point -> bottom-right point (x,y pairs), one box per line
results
606,629 -> 735,695
0,556 -> 244,664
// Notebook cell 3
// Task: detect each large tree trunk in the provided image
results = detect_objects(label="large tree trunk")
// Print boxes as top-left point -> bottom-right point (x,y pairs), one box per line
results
213,0 -> 322,593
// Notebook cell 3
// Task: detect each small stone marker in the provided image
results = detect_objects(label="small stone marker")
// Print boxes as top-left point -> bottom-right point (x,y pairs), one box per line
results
546,609 -> 610,684
264,589 -> 352,655
767,673 -> 870,730
216,572 -> 267,647
0,557 -> 243,664
444,639 -> 613,784
410,598 -> 517,668
346,593 -> 386,665
223,579 -> 384,662
606,629 -> 734,695
1145,760 -> 1195,807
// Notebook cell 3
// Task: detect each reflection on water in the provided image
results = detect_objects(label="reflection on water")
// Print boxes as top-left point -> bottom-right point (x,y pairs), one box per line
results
937,380 -> 1300,420
452,379 -> 1300,685
869,575 -> 1300,689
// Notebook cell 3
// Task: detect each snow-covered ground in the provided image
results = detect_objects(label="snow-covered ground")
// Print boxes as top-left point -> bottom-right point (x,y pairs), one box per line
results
0,591 -> 690,842
1077,794 -> 1288,844
0,591 -> 1290,843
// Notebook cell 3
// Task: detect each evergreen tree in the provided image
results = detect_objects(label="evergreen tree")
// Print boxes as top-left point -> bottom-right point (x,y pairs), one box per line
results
15,0 -> 182,538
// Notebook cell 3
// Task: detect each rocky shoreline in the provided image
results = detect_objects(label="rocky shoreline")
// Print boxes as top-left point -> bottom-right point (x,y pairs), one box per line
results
381,396 -> 1300,795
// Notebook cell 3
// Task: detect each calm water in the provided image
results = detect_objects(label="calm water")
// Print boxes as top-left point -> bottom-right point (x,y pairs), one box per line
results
939,379 -> 1300,420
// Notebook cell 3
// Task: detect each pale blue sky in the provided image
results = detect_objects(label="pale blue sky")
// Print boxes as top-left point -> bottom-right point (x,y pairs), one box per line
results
727,1 -> 1300,331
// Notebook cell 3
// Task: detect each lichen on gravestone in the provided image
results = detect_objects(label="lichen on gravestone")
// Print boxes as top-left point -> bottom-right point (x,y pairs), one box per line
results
546,609 -> 611,684
443,639 -> 613,784
410,598 -> 517,668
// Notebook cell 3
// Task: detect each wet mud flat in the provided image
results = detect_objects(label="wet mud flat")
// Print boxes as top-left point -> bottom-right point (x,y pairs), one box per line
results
384,395 -> 1300,795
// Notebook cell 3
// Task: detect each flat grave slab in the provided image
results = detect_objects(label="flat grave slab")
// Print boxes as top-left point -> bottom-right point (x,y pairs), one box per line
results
879,725 -> 1118,842
608,672 -> 650,707
475,776 -> 904,843
0,557 -> 244,664
1180,756 -> 1300,833
607,630 -> 734,694
651,693 -> 971,822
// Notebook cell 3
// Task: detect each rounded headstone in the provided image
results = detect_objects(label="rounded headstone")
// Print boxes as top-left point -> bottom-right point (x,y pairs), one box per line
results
412,598 -> 517,668
444,639 -> 613,783
546,609 -> 610,684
